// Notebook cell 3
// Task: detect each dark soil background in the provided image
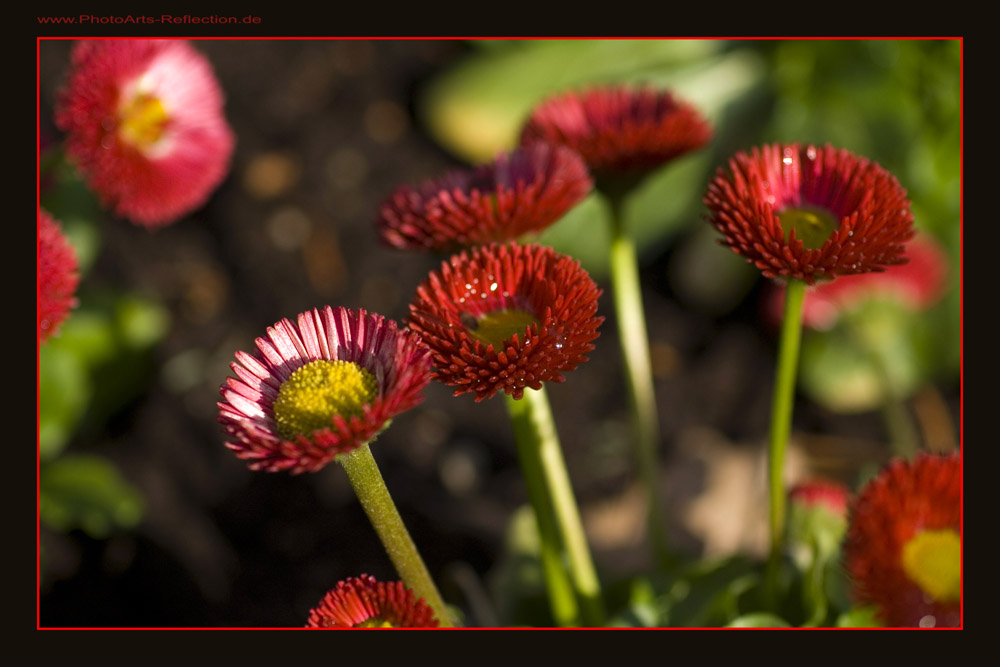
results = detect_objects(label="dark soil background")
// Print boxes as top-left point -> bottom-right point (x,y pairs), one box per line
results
37,40 -> 961,628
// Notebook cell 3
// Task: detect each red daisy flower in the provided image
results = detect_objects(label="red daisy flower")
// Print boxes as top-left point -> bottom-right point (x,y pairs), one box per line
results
844,453 -> 962,627
763,233 -> 950,330
55,39 -> 235,228
306,574 -> 440,628
704,143 -> 915,285
789,479 -> 850,518
376,143 -> 592,251
217,307 -> 431,474
408,243 -> 603,402
38,209 -> 79,343
519,84 -> 712,188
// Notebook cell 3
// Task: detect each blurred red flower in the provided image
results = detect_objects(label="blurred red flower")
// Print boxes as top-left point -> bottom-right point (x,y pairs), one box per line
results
56,39 -> 235,228
38,209 -> 79,344
844,453 -> 962,627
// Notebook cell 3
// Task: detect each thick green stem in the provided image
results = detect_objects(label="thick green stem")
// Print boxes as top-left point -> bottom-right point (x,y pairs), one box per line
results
338,443 -> 455,627
606,194 -> 670,568
505,389 -> 605,627
765,278 -> 806,603
503,394 -> 579,627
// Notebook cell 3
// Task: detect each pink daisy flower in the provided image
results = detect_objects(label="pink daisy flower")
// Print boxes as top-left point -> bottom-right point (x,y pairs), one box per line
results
38,209 -> 79,343
55,39 -> 235,228
306,574 -> 440,628
217,307 -> 431,474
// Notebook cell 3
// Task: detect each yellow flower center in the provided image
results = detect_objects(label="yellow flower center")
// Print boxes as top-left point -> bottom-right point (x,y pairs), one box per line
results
465,309 -> 538,348
272,360 -> 378,440
356,616 -> 394,628
901,528 -> 961,603
778,206 -> 839,250
118,93 -> 169,150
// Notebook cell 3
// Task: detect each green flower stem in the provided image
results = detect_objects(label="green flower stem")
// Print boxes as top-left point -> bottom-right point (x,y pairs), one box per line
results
606,194 -> 670,567
338,443 -> 455,628
503,393 -> 580,627
765,278 -> 806,603
801,539 -> 828,627
505,388 -> 605,627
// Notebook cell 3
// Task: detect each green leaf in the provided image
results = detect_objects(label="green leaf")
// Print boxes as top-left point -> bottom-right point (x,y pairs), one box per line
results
115,293 -> 171,349
39,454 -> 144,538
38,310 -> 117,460
657,556 -> 760,627
726,612 -> 792,628
836,606 -> 883,628
38,343 -> 90,461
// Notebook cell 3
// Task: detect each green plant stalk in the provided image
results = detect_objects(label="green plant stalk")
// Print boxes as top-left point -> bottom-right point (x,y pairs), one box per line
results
606,194 -> 670,568
505,388 -> 605,627
765,278 -> 806,603
503,393 -> 580,627
338,443 -> 455,627
801,538 -> 828,627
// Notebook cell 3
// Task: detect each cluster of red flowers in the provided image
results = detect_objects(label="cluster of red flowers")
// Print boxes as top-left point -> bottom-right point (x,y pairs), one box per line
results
213,79 -> 956,628
373,84 -> 719,404
44,47 -> 950,628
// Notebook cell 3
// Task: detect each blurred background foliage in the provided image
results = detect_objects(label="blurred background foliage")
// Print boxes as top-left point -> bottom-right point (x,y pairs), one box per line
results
40,158 -> 167,572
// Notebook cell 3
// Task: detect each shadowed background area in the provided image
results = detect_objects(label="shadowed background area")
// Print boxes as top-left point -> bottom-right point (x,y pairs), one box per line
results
37,39 -> 961,627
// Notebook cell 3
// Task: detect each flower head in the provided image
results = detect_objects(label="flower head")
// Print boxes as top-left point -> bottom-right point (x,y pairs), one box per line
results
704,143 -> 915,285
408,243 -> 603,402
38,209 -> 79,343
376,143 -> 592,251
55,39 -> 235,228
217,307 -> 431,474
844,453 -> 962,627
519,84 -> 712,190
790,479 -> 851,517
764,233 -> 950,330
306,574 -> 440,628
788,478 -> 851,568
